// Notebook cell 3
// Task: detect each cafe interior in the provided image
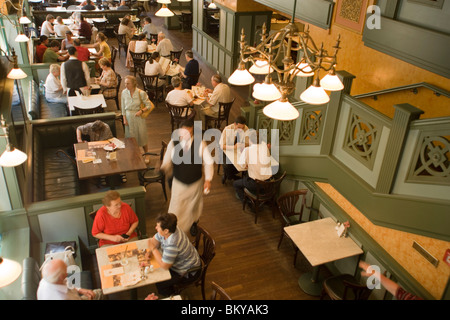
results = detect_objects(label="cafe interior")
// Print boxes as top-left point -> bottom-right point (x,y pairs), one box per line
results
0,0 -> 449,301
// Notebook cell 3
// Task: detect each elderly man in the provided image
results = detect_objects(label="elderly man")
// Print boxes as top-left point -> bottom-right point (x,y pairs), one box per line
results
44,64 -> 68,105
37,259 -> 103,300
165,76 -> 194,107
196,74 -> 232,130
156,32 -> 173,58
144,213 -> 201,297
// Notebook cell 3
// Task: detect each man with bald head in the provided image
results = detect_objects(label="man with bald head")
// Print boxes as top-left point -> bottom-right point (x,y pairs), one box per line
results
37,259 -> 102,300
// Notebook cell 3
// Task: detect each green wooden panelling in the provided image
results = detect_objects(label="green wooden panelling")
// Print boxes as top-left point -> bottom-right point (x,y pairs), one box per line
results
363,16 -> 450,79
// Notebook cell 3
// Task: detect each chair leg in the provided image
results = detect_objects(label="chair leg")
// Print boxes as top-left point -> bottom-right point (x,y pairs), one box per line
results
293,246 -> 299,266
277,229 -> 284,250
254,202 -> 259,224
161,181 -> 167,201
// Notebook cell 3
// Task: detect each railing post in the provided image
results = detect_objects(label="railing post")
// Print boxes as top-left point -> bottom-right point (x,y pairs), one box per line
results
320,70 -> 356,155
375,103 -> 424,194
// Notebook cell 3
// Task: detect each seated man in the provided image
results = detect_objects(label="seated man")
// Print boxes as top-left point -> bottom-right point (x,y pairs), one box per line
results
218,116 -> 249,183
181,50 -> 199,89
156,32 -> 173,58
233,129 -> 273,202
81,0 -> 96,10
76,120 -> 113,143
73,38 -> 90,62
44,64 -> 68,105
144,213 -> 201,297
37,259 -> 103,300
196,74 -> 232,130
165,76 -> 194,107
43,40 -> 69,63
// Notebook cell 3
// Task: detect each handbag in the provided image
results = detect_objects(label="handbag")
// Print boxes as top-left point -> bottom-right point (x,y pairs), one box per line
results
40,246 -> 77,271
139,89 -> 155,119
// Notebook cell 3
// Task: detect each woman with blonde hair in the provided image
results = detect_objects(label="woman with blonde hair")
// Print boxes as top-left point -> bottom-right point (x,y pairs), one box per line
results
121,75 -> 153,153
41,14 -> 55,37
91,32 -> 111,60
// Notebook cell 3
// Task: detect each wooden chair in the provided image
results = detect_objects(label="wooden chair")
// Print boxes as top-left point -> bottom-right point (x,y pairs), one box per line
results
182,68 -> 202,89
173,225 -> 216,300
149,33 -> 158,44
178,12 -> 192,32
170,47 -> 183,63
103,73 -> 121,111
277,189 -> 308,265
138,141 -> 168,201
129,51 -> 147,77
93,20 -> 107,34
165,102 -> 196,132
114,31 -> 128,58
139,73 -> 166,103
321,274 -> 372,300
243,171 -> 286,224
205,98 -> 235,130
210,281 -> 232,300
110,46 -> 118,71
73,105 -> 104,115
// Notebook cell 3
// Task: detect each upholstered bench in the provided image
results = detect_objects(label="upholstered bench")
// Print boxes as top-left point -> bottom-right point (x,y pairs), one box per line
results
28,79 -> 68,120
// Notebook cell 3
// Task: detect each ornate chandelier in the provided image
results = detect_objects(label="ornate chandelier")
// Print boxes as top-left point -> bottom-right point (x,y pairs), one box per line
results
228,0 -> 344,121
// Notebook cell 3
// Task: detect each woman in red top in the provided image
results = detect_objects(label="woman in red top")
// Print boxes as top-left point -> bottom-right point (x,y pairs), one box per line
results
78,15 -> 92,43
92,191 -> 139,247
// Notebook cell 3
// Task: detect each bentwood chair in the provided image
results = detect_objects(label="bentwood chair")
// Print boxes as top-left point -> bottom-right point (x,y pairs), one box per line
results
173,225 -> 216,300
149,33 -> 158,44
114,31 -> 128,58
103,73 -> 121,111
243,171 -> 286,224
73,105 -> 104,115
204,98 -> 235,130
139,73 -> 166,103
93,20 -> 107,34
321,274 -> 372,300
110,46 -> 118,72
165,102 -> 196,132
129,51 -> 147,77
170,47 -> 183,63
210,281 -> 232,300
277,189 -> 308,265
138,141 -> 168,201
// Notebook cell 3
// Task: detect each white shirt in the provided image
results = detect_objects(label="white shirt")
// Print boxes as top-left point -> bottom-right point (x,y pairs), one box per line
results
219,123 -> 249,149
41,21 -> 54,37
238,142 -> 273,181
165,89 -> 193,106
145,60 -> 164,77
161,137 -> 214,182
134,40 -> 148,53
37,278 -> 81,300
156,38 -> 173,57
60,57 -> 91,92
54,24 -> 70,37
208,83 -> 232,113
44,73 -> 64,100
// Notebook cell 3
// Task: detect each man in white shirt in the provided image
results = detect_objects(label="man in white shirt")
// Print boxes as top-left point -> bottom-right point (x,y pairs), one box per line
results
156,32 -> 173,57
54,16 -> 71,37
160,119 -> 214,236
45,64 -> 68,104
37,259 -> 102,300
218,116 -> 249,183
165,76 -> 194,107
197,74 -> 232,130
233,129 -> 273,202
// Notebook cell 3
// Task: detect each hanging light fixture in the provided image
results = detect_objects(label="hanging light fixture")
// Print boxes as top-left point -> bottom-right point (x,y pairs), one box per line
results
15,33 -> 29,42
0,115 -> 27,167
208,1 -> 217,9
155,1 -> 175,17
0,257 -> 22,288
5,49 -> 27,79
229,0 -> 344,120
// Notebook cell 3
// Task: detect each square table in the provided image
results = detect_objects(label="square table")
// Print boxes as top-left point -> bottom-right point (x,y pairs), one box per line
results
74,137 -> 146,181
67,93 -> 107,113
95,238 -> 171,295
284,217 -> 363,296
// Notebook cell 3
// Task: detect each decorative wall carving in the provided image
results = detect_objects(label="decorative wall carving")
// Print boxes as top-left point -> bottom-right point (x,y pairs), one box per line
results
278,119 -> 295,145
299,106 -> 326,145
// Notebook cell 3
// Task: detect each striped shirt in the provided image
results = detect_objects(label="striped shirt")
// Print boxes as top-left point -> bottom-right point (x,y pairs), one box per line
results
155,226 -> 201,276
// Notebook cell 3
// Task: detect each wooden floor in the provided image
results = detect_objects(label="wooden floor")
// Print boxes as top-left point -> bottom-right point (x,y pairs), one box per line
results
87,6 -> 326,300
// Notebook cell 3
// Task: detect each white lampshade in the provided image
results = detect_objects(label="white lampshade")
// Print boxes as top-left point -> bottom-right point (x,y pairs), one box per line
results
320,73 -> 344,91
7,68 -> 27,80
252,82 -> 282,101
177,0 -> 191,2
249,60 -> 273,75
300,84 -> 330,105
0,258 -> 22,288
15,33 -> 30,42
228,68 -> 255,86
0,147 -> 28,167
291,62 -> 314,77
263,99 -> 299,121
155,5 -> 174,17
19,16 -> 32,24
208,2 -> 217,9
157,0 -> 171,3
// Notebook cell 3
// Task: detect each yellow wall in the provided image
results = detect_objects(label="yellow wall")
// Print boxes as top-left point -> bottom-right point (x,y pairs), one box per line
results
316,182 -> 450,300
294,4 -> 450,119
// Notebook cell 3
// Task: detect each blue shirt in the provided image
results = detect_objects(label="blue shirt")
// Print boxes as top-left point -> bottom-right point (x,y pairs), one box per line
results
155,227 -> 201,275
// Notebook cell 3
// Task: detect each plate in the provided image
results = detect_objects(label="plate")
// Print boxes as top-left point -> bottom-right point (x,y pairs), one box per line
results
104,144 -> 117,151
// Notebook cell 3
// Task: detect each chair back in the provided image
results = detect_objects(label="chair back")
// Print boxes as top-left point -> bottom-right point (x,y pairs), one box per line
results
93,20 -> 107,33
342,280 -> 373,300
115,33 -> 127,46
277,189 -> 308,225
255,171 -> 286,201
140,73 -> 160,90
165,102 -> 195,122
193,225 -> 216,286
73,105 -> 104,115
210,98 -> 234,129
130,51 -> 147,74
170,47 -> 183,62
210,281 -> 232,300
149,33 -> 158,43
89,210 -> 98,221
111,46 -> 118,71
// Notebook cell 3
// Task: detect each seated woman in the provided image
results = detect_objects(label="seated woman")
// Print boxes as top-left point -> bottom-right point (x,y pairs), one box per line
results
61,30 -> 75,51
118,17 -> 134,45
40,14 -> 55,37
78,15 -> 92,43
92,190 -> 139,247
91,32 -> 111,60
144,51 -> 169,88
126,34 -> 147,68
96,58 -> 118,99
44,64 -> 68,105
